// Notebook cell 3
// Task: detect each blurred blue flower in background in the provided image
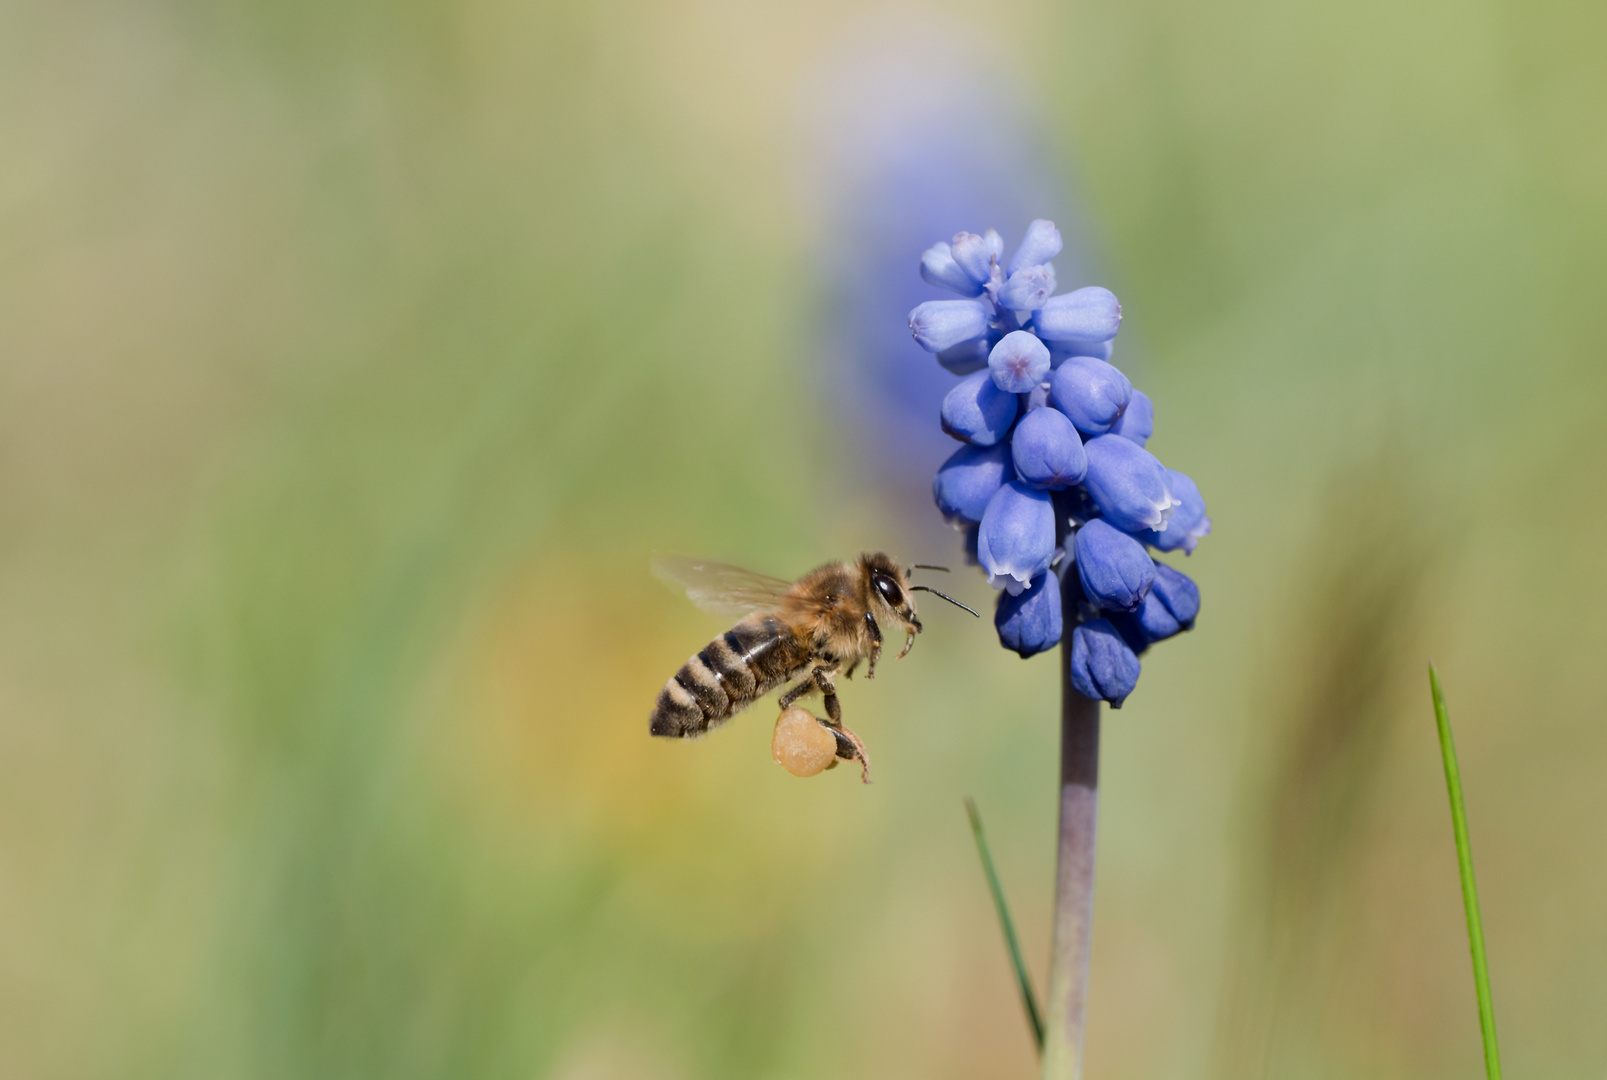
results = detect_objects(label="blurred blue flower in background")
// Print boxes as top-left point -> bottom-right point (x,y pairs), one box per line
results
909,221 -> 1210,706
797,17 -> 1076,514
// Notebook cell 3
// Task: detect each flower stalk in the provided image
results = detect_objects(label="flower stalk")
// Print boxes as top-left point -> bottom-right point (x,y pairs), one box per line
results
1042,569 -> 1101,1080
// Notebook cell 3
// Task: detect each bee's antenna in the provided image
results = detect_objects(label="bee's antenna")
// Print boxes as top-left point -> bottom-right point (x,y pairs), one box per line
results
909,585 -> 980,617
911,564 -> 951,573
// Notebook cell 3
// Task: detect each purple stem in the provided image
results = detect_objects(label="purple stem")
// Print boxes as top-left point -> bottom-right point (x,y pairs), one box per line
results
1042,568 -> 1100,1078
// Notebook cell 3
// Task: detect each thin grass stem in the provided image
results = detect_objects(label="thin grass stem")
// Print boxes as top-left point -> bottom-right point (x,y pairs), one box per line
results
1429,662 -> 1502,1080
965,797 -> 1045,1053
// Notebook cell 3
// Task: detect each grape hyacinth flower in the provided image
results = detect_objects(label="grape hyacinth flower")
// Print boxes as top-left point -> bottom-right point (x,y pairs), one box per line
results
1109,561 -> 1200,654
1011,406 -> 1087,490
941,370 -> 1019,445
995,572 -> 1062,659
1050,356 -> 1132,435
911,219 -> 1208,708
908,221 -> 1209,1078
1146,469 -> 1212,554
1068,618 -> 1143,707
933,443 -> 1011,524
1072,519 -> 1155,614
1081,434 -> 1180,535
989,331 -> 1052,393
975,481 -> 1057,594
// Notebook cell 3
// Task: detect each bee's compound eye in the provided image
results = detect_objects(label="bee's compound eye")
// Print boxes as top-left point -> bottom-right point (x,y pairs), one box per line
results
873,573 -> 902,607
773,708 -> 837,777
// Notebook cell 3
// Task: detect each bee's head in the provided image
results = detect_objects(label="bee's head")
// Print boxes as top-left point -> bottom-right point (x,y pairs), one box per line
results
859,552 -> 922,639
859,554 -> 981,659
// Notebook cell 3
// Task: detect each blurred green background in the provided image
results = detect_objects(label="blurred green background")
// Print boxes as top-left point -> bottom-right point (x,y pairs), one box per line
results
3,1 -> 1605,1078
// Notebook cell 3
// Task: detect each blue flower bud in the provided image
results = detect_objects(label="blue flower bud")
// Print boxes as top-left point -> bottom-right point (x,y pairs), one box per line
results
1110,389 -> 1154,447
1082,434 -> 1178,533
1007,219 -> 1063,276
1069,618 -> 1142,707
988,330 -> 1051,394
941,371 -> 1018,445
910,299 -> 991,352
1033,286 -> 1122,342
1138,562 -> 1200,638
976,481 -> 1057,594
1107,562 -> 1200,654
1073,518 -> 1155,612
920,242 -> 985,297
995,572 -> 1063,657
1049,356 -> 1133,435
1147,469 -> 1210,553
936,336 -> 993,375
997,265 -> 1056,311
933,443 -> 1011,523
1011,405 -> 1087,489
949,231 -> 999,285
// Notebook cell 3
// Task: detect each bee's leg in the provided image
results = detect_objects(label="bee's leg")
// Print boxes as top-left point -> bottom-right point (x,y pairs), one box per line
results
863,612 -> 883,680
841,659 -> 861,680
778,676 -> 816,711
811,664 -> 842,725
829,723 -> 872,784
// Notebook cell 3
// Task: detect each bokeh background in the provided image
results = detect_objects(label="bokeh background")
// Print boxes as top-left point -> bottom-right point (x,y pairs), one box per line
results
3,0 -> 1605,1077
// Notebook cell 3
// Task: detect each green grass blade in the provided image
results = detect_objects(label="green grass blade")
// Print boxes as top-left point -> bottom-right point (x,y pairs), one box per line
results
964,797 -> 1045,1054
1429,663 -> 1503,1080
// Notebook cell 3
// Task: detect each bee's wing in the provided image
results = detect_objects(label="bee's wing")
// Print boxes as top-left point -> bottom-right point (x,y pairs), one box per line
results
651,553 -> 795,619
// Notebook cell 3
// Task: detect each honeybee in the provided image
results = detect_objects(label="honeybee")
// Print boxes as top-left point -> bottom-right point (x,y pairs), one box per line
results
649,553 -> 978,762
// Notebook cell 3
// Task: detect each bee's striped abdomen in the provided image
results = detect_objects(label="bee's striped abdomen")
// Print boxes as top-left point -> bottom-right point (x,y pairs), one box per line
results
649,614 -> 807,737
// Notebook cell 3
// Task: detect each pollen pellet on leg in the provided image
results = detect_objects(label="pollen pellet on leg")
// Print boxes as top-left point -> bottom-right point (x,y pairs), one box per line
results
772,708 -> 838,777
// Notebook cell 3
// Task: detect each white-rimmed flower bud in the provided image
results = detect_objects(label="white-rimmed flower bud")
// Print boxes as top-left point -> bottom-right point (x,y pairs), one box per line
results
977,481 -> 1057,595
1081,435 -> 1179,533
